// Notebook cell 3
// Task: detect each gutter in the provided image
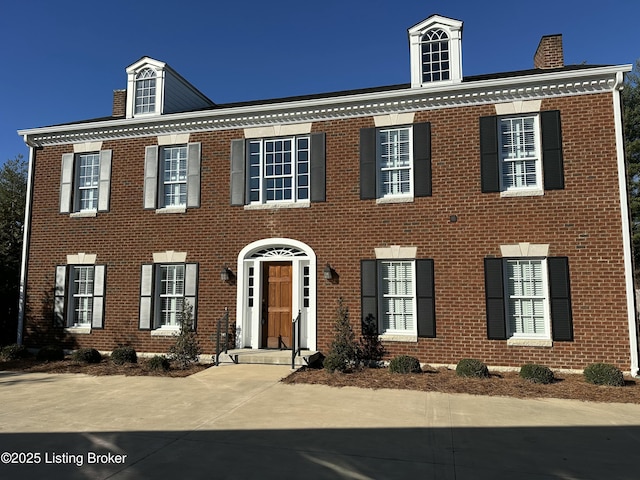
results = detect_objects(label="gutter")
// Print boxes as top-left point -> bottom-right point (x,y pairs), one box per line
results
612,71 -> 639,376
16,144 -> 35,345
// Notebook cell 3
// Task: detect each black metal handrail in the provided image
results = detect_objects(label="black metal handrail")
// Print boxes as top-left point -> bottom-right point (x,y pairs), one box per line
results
214,308 -> 229,366
291,310 -> 302,369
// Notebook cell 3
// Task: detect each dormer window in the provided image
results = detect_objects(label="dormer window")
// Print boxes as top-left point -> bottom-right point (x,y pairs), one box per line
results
421,29 -> 450,82
408,15 -> 463,88
135,68 -> 157,115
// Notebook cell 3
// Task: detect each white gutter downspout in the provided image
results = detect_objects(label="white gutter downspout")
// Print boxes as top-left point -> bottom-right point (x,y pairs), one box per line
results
613,71 -> 639,376
16,141 -> 35,345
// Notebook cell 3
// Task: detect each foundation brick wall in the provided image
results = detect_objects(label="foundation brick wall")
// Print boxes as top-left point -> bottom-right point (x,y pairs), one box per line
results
23,91 -> 633,371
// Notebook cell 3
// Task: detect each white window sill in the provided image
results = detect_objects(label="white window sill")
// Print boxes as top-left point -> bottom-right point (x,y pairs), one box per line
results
156,206 -> 186,214
507,338 -> 552,347
500,188 -> 544,198
379,333 -> 418,343
64,326 -> 91,334
150,328 -> 179,337
244,201 -> 310,210
376,196 -> 414,204
70,210 -> 97,218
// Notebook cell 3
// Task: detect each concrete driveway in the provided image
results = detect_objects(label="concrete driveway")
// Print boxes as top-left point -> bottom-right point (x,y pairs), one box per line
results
1,364 -> 639,479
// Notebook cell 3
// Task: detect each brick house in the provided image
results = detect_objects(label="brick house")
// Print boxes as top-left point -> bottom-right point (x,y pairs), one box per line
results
17,14 -> 639,373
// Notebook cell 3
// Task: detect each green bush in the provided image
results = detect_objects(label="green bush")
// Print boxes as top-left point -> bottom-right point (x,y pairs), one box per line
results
36,345 -> 64,361
146,355 -> 170,372
324,298 -> 361,373
519,363 -> 554,384
323,351 -> 348,373
111,346 -> 137,365
583,363 -> 625,387
0,343 -> 29,361
168,301 -> 201,369
389,355 -> 422,374
456,358 -> 489,378
71,348 -> 102,364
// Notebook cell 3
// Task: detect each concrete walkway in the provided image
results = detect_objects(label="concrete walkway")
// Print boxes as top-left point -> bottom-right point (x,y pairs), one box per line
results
1,364 -> 639,479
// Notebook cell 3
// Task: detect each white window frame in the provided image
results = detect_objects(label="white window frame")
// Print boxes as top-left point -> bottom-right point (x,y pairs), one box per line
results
421,28 -> 450,83
158,264 -> 185,329
504,258 -> 551,340
160,145 -> 188,208
70,265 -> 95,327
378,260 -> 417,336
377,126 -> 414,199
248,136 -> 310,204
75,153 -> 100,212
499,115 -> 543,196
135,68 -> 157,115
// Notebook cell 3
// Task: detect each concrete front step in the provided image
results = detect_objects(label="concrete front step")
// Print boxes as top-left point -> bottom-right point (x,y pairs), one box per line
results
216,348 -> 320,367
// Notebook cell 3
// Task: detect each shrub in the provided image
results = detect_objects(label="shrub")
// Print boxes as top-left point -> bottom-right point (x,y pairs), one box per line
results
389,355 -> 422,374
359,314 -> 385,367
519,363 -> 554,384
168,301 -> 201,369
0,343 -> 29,361
583,363 -> 625,387
324,298 -> 361,373
146,355 -> 170,372
456,358 -> 489,378
71,348 -> 102,364
111,346 -> 137,365
36,345 -> 64,361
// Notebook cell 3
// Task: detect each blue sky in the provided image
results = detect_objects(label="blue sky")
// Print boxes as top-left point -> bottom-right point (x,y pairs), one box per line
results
2,0 -> 639,166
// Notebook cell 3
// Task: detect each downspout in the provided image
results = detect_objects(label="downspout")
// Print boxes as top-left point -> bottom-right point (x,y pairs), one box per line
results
16,140 -> 36,345
613,70 -> 639,376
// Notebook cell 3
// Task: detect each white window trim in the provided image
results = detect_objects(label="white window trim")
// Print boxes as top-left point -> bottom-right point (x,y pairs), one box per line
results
378,260 -> 418,338
126,58 -> 166,118
498,114 -> 544,197
376,126 -> 414,200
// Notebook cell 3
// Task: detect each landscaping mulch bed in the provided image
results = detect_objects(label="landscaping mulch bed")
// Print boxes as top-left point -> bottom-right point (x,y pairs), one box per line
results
0,357 -> 209,377
282,366 -> 640,404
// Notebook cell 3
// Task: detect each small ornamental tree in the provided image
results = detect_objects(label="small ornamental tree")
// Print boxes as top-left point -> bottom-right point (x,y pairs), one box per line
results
359,313 -> 385,367
168,300 -> 201,369
324,298 -> 361,373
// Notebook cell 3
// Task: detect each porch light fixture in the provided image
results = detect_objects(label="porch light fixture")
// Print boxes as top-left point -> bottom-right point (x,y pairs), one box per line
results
220,266 -> 234,284
323,263 -> 339,284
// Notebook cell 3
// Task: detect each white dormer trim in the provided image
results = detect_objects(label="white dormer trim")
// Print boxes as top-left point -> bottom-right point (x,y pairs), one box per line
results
408,15 -> 463,88
126,57 -> 166,119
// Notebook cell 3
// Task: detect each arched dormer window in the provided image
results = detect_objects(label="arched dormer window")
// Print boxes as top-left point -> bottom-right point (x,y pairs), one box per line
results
135,68 -> 157,115
421,29 -> 450,82
408,15 -> 463,88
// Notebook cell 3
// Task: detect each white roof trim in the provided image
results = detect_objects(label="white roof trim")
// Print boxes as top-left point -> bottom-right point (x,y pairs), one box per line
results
19,65 -> 631,147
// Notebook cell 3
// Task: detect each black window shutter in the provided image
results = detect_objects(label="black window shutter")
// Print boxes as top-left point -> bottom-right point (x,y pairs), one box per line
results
484,258 -> 507,339
359,128 -> 377,200
310,132 -> 326,202
413,123 -> 432,197
548,257 -> 573,341
416,259 -> 436,338
480,116 -> 500,193
361,260 -> 378,334
541,110 -> 565,190
230,139 -> 246,206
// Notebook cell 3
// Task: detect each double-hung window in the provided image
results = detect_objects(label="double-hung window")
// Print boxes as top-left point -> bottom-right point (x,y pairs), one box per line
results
360,123 -> 431,201
59,150 -> 112,214
230,133 -> 326,206
139,262 -> 198,331
480,110 -> 564,195
361,259 -> 435,340
248,136 -> 309,203
144,143 -> 201,211
484,256 -> 573,342
54,264 -> 106,329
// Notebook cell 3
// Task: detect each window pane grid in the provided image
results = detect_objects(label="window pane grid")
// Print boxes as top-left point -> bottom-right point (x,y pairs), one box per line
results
78,153 -> 100,211
379,128 -> 412,196
381,261 -> 414,332
162,146 -> 187,206
135,69 -> 156,114
506,259 -> 546,336
500,116 -> 539,189
421,29 -> 450,82
160,265 -> 185,327
72,266 -> 94,326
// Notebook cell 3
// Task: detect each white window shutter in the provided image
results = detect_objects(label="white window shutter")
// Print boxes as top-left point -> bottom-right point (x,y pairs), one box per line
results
143,146 -> 158,209
139,264 -> 154,329
54,265 -> 67,326
184,263 -> 198,329
92,265 -> 106,328
60,154 -> 74,213
186,142 -> 201,208
97,150 -> 112,212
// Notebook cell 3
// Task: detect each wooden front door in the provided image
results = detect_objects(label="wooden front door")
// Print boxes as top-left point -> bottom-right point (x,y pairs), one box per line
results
262,262 -> 293,349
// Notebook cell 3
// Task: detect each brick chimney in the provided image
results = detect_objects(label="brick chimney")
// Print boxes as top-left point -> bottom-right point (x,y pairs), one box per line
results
112,89 -> 126,118
534,34 -> 564,69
